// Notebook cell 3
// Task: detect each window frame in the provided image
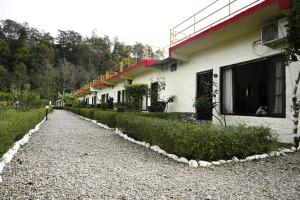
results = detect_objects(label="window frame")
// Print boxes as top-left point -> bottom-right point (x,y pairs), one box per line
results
220,54 -> 286,118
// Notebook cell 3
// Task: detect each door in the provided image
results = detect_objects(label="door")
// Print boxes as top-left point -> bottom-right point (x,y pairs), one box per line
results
117,91 -> 121,103
196,70 -> 213,120
150,82 -> 159,103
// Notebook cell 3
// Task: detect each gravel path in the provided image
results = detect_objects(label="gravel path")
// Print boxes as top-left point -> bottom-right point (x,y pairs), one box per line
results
0,110 -> 299,200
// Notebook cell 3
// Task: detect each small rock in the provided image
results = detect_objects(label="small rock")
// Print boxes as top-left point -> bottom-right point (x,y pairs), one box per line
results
274,151 -> 280,156
219,160 -> 227,164
141,142 -> 146,147
291,147 -> 296,151
232,157 -> 239,162
188,160 -> 198,168
150,145 -> 161,152
258,154 -> 269,159
145,143 -> 150,148
281,149 -> 294,153
158,149 -> 167,155
269,151 -> 275,157
178,157 -> 189,164
240,159 -> 246,162
168,154 -> 179,161
226,160 -> 232,163
211,161 -> 221,165
198,160 -> 211,167
279,151 -> 286,156
245,155 -> 256,161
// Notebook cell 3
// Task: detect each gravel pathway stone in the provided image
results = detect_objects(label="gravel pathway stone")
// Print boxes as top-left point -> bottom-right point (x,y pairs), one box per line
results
0,110 -> 299,200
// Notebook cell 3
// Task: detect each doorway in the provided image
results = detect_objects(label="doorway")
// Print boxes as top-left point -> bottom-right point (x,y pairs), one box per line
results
196,70 -> 213,120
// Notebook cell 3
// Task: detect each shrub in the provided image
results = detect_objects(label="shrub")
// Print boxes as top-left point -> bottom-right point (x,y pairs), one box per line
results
1,88 -> 43,111
137,112 -> 196,123
0,108 -> 47,157
78,108 -> 94,119
125,84 -> 148,110
148,101 -> 166,112
94,111 -> 118,128
63,107 -> 278,161
115,114 -> 278,161
117,106 -> 125,112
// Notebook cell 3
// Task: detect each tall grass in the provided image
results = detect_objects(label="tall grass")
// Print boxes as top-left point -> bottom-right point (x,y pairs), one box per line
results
0,108 -> 46,157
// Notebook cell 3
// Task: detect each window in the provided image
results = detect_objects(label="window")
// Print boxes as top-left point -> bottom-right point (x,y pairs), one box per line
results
85,98 -> 89,104
151,82 -> 159,102
170,63 -> 177,72
106,94 -> 109,102
221,55 -> 285,117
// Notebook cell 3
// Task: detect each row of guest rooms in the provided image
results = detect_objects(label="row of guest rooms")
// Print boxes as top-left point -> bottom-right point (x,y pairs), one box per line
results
76,0 -> 299,143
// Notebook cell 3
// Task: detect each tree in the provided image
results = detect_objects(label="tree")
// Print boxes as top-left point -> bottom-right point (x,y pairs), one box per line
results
284,0 -> 300,147
125,84 -> 148,110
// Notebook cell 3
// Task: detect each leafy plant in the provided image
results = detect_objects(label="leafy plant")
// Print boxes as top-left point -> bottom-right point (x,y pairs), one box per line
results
125,84 -> 148,110
284,0 -> 300,147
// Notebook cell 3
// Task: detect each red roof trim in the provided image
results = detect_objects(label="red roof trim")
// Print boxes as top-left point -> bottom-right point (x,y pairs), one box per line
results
169,0 -> 286,56
279,0 -> 292,10
106,59 -> 158,81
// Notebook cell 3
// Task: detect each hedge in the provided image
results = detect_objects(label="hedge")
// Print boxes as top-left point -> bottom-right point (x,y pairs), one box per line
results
0,108 -> 47,158
115,114 -> 277,160
94,111 -> 118,128
64,107 -> 278,161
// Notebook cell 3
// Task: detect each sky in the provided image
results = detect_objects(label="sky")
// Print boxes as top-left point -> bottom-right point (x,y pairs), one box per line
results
0,0 -> 217,48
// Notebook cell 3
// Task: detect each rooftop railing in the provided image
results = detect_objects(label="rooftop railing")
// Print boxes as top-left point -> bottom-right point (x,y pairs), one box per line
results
74,46 -> 167,96
170,0 -> 264,46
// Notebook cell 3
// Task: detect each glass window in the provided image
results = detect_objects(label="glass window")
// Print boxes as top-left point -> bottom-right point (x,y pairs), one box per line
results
221,55 -> 285,117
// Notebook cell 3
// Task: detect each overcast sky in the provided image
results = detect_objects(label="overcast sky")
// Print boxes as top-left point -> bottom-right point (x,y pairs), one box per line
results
0,0 -> 218,48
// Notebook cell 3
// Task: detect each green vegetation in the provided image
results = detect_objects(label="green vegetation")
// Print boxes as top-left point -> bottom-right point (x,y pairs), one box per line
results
94,111 -> 118,128
0,19 -> 160,100
284,0 -> 300,147
0,108 -> 47,157
125,84 -> 149,110
63,107 -> 278,161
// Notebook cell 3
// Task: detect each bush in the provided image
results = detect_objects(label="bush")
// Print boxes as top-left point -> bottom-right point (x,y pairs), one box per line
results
115,114 -> 278,161
64,107 -> 278,161
117,106 -> 125,112
0,108 -> 47,157
148,101 -> 166,112
0,89 -> 43,112
137,112 -> 195,123
78,108 -> 94,119
94,111 -> 118,128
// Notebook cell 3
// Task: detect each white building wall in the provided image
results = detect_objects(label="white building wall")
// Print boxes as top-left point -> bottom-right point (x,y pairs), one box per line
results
79,28 -> 299,143
168,28 -> 299,143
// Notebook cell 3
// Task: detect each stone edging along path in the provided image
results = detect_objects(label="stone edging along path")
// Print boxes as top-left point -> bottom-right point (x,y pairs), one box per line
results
73,112 -> 300,168
0,117 -> 47,183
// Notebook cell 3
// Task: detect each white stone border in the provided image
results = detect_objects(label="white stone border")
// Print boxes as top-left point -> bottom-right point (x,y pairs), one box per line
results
73,112 -> 300,168
0,117 -> 47,183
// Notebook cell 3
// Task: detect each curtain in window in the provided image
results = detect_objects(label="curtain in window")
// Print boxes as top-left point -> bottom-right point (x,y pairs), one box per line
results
223,68 -> 233,113
273,60 -> 284,114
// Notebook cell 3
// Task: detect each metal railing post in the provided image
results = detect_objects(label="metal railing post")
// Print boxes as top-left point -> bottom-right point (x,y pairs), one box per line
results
194,15 -> 196,33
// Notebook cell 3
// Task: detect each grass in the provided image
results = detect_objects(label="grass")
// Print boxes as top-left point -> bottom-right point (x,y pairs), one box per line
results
0,108 -> 48,158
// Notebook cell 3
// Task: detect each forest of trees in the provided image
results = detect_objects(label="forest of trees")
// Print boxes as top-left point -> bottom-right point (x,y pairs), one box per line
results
0,19 -> 161,100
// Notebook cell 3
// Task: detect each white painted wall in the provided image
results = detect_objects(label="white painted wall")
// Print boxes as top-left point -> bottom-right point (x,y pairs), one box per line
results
81,28 -> 299,143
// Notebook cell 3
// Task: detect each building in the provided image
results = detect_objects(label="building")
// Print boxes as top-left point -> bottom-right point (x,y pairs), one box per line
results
75,0 -> 298,143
